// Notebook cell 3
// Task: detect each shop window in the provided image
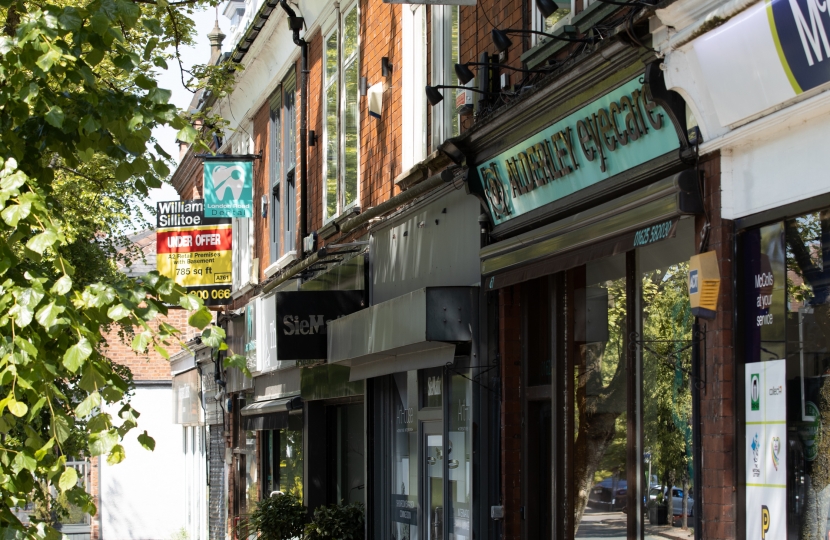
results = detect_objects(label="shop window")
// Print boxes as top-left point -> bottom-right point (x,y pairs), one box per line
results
323,4 -> 360,223
259,415 -> 304,500
449,370 -> 473,540
269,90 -> 281,263
571,255 -> 628,537
740,209 -> 830,539
430,5 -> 460,149
328,403 -> 365,505
232,129 -> 254,291
243,429 -> 258,512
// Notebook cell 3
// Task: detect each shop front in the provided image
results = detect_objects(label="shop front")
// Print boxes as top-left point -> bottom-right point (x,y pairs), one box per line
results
326,187 -> 485,540
464,57 -> 707,539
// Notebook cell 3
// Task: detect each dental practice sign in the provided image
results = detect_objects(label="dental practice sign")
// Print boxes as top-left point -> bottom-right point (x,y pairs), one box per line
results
694,0 -> 830,126
203,160 -> 254,218
476,76 -> 680,226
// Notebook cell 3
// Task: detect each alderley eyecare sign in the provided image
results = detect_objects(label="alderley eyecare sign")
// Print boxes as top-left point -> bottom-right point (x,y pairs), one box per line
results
694,0 -> 830,127
476,76 -> 680,226
156,199 -> 233,306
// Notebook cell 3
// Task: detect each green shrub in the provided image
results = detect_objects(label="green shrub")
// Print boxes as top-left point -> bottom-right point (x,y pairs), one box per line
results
304,502 -> 365,540
243,493 -> 308,540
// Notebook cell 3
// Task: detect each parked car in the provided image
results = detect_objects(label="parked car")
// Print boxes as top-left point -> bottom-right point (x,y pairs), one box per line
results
648,486 -> 694,517
588,478 -> 628,512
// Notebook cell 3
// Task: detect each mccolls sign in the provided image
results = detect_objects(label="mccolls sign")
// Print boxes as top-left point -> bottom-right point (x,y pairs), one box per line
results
276,291 -> 364,360
477,76 -> 681,225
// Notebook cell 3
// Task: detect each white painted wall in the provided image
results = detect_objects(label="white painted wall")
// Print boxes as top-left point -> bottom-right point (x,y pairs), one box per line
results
100,386 -> 189,540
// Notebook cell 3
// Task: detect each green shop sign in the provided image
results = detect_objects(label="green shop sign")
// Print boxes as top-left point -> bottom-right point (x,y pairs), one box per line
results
477,77 -> 680,225
203,159 -> 254,218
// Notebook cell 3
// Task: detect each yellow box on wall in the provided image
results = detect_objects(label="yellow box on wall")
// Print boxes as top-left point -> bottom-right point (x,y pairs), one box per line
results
689,251 -> 720,319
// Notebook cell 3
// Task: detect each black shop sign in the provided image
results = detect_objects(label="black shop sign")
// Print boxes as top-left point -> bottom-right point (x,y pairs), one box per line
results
276,291 -> 365,360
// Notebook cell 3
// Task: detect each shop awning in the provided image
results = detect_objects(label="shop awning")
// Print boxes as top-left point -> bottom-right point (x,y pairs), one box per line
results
240,395 -> 303,430
327,287 -> 477,381
481,171 -> 702,290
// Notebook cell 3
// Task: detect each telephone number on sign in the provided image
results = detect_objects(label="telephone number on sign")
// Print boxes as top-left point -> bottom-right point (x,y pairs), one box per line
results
191,288 -> 231,300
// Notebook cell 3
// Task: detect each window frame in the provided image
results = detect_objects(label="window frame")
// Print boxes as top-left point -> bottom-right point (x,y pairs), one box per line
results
282,72 -> 297,253
269,90 -> 282,264
430,4 -> 461,149
531,0 -> 575,45
402,4 -> 427,169
322,2 -> 361,224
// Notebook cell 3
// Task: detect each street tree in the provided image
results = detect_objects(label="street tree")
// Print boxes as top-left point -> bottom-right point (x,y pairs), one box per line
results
0,0 -> 243,537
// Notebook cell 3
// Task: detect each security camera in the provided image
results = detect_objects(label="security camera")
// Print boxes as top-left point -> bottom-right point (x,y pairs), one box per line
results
214,390 -> 224,401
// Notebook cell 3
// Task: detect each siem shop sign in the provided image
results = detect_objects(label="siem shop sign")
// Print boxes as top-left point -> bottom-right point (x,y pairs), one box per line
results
275,290 -> 364,360
476,76 -> 681,225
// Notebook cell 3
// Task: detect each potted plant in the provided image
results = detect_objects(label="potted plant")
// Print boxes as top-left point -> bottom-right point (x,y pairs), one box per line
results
241,493 -> 308,540
648,492 -> 669,525
304,502 -> 365,540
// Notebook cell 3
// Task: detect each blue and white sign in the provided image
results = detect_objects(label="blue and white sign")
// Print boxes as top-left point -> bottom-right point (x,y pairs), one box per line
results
203,160 -> 254,218
694,0 -> 830,127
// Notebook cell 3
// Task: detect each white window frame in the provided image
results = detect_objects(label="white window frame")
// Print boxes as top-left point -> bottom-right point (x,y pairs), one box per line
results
532,0 -> 575,45
231,127 -> 255,293
322,2 -> 361,224
402,5 -> 427,169
430,4 -> 460,149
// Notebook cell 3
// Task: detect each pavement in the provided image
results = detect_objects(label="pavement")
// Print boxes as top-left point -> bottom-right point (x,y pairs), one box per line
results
574,509 -> 694,540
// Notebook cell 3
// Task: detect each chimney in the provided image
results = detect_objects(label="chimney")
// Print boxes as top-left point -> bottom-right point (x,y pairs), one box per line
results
208,20 -> 226,64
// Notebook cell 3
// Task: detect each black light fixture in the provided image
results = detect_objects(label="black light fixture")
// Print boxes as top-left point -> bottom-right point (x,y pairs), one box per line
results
491,27 -> 594,53
425,85 -> 494,106
537,0 -> 560,18
454,62 -> 553,85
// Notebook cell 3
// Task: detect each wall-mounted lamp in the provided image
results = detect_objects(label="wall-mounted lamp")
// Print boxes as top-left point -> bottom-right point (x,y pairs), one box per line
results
382,57 -> 392,77
454,62 -> 553,85
261,195 -> 267,218
308,130 -> 317,146
359,76 -> 368,96
425,85 -> 495,107
491,27 -> 593,53
537,0 -> 560,17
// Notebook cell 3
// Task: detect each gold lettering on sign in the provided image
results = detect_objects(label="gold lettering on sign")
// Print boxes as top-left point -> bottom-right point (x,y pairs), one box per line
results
609,102 -> 628,146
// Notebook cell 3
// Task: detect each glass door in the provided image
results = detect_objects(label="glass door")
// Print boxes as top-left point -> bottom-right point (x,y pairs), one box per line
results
423,422 -> 444,540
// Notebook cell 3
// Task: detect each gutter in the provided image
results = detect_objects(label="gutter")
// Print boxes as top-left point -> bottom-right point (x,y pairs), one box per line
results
230,0 -> 283,64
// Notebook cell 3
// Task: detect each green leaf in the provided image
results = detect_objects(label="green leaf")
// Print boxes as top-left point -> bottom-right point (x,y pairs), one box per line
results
36,49 -> 62,72
179,293 -> 201,311
107,444 -> 126,465
131,331 -> 151,352
64,338 -> 92,372
153,344 -> 170,360
200,326 -> 225,348
86,47 -> 105,67
107,304 -> 130,320
188,307 -> 212,330
12,450 -> 36,474
114,162 -> 132,182
51,274 -> 72,295
1,201 -> 31,227
137,431 -> 155,451
75,391 -> 101,418
35,301 -> 63,328
52,415 -> 71,444
8,400 -> 27,418
79,365 -> 107,393
58,7 -> 83,31
27,229 -> 59,254
45,106 -> 65,128
58,466 -> 78,491
176,124 -> 198,144
89,429 -> 118,456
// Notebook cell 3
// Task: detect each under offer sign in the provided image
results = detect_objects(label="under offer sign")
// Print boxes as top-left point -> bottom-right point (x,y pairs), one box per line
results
156,200 -> 232,306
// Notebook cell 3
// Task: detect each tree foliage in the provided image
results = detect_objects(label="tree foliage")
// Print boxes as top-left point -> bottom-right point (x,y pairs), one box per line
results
0,0 -> 245,536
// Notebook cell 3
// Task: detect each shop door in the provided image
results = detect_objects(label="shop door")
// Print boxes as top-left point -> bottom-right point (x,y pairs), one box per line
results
422,422 -> 444,540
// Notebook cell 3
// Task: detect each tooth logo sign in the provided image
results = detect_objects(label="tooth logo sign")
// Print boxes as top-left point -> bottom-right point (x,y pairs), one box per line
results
212,165 -> 246,201
204,160 -> 254,218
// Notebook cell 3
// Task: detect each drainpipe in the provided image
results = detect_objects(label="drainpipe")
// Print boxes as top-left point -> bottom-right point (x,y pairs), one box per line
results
280,1 -> 308,251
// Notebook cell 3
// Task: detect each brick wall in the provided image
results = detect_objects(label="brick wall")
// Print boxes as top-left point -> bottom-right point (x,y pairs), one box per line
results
499,285 -> 522,540
696,152 -> 737,540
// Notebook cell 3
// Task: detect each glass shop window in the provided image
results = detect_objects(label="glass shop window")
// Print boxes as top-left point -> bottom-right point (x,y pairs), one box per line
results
331,403 -> 365,505
244,429 -> 258,510
391,371 -> 419,540
449,370 -> 473,540
259,414 -> 304,500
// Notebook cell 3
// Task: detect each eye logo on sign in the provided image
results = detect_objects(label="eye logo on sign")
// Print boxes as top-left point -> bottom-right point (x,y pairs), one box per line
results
771,436 -> 781,471
761,505 -> 770,539
751,373 -> 761,411
203,160 -> 254,218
